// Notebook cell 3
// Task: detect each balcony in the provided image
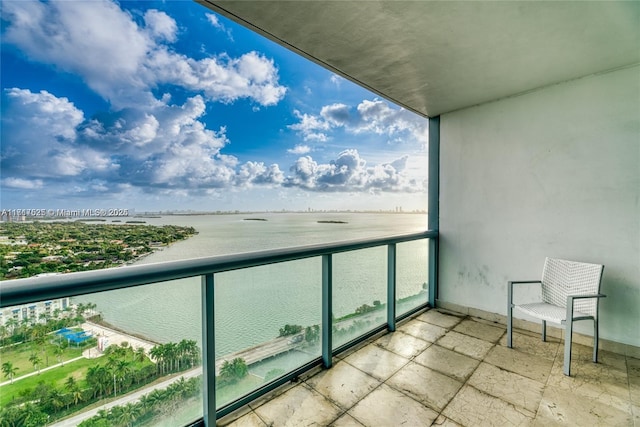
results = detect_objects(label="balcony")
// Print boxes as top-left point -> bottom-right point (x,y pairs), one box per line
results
2,245 -> 637,426
2,1 -> 638,426
218,310 -> 638,426
1,232 -> 440,426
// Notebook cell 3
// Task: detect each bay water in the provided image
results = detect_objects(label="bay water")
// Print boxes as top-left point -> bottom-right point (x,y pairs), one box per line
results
77,213 -> 428,356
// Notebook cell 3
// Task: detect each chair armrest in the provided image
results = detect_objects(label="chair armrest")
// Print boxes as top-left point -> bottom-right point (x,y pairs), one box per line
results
567,293 -> 606,300
508,280 -> 542,306
566,293 -> 606,307
565,294 -> 606,320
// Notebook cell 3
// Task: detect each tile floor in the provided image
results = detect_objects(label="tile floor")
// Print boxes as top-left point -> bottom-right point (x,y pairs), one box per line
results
219,309 -> 639,426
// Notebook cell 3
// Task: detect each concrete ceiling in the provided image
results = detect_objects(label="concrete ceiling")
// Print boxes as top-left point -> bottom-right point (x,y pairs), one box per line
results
199,1 -> 640,118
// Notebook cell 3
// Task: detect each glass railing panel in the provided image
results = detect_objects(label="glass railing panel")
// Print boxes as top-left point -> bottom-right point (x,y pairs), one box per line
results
332,247 -> 387,349
396,239 -> 429,316
214,258 -> 321,408
0,277 -> 203,427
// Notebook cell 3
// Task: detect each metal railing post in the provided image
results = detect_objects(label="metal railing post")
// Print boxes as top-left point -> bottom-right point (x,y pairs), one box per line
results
322,254 -> 333,368
428,115 -> 440,308
428,238 -> 438,307
387,244 -> 396,331
202,273 -> 216,425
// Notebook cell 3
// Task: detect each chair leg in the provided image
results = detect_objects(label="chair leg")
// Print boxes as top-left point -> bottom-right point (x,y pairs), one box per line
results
564,318 -> 573,376
541,320 -> 546,342
507,283 -> 513,348
593,318 -> 599,363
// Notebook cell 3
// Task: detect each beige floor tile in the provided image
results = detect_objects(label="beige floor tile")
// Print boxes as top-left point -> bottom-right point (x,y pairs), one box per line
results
334,337 -> 378,360
468,362 -> 544,412
413,344 -> 480,382
348,383 -> 439,427
432,414 -> 462,426
629,357 -> 640,405
484,345 -> 554,383
374,330 -> 431,359
633,383 -> 640,407
633,405 -> 639,427
343,344 -> 409,381
547,356 -> 631,412
222,411 -> 267,427
499,330 -> 560,361
416,310 -> 464,329
453,319 -> 505,343
443,385 -> 534,426
253,383 -> 342,427
535,385 -> 633,426
305,360 -> 381,410
629,357 -> 640,378
398,319 -> 448,342
558,341 -> 628,371
437,330 -> 494,360
386,361 -> 463,411
247,379 -> 298,410
329,413 -> 365,427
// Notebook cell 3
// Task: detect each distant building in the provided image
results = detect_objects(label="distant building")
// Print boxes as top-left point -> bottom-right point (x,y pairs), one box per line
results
0,297 -> 71,327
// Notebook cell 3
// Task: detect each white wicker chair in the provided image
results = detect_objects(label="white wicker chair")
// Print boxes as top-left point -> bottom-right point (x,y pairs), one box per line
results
507,257 -> 605,376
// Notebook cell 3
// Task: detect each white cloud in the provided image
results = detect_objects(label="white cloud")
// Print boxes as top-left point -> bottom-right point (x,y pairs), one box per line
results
144,9 -> 178,42
289,99 -> 428,145
235,162 -> 284,186
1,88 -> 115,178
180,52 -> 287,106
206,13 -> 233,40
1,1 -> 285,108
288,110 -> 330,141
2,178 -> 44,190
287,145 -> 312,155
1,88 -> 286,196
330,74 -> 344,86
284,150 -> 425,193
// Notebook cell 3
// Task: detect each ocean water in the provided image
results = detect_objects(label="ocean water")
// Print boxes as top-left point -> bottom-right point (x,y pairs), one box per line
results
76,213 -> 428,356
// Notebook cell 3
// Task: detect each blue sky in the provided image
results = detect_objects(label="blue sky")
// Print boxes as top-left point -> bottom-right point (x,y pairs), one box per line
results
1,0 -> 428,213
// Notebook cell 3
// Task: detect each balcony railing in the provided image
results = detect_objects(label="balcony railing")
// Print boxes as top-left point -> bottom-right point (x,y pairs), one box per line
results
1,230 -> 437,426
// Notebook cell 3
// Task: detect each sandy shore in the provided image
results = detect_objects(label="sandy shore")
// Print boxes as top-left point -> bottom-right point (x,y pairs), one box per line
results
81,321 -> 158,359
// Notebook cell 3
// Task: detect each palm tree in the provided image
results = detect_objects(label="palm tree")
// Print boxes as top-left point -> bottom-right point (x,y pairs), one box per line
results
46,388 -> 65,414
117,402 -> 141,427
134,347 -> 146,363
86,365 -> 110,398
219,358 -> 248,384
19,402 -> 48,427
163,342 -> 177,372
65,376 -> 83,407
54,344 -> 64,366
29,353 -> 42,374
5,317 -> 18,337
2,361 -> 18,384
149,345 -> 165,374
113,359 -> 131,396
30,323 -> 48,366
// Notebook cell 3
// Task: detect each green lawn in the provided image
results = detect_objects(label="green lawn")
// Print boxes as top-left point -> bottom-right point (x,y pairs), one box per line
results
0,356 -> 96,407
1,338 -> 86,377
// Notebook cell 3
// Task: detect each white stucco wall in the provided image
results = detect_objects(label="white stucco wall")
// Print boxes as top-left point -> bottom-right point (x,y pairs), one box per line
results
439,65 -> 640,347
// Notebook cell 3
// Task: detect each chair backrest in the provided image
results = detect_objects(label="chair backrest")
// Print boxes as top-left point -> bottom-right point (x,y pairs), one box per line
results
541,257 -> 604,317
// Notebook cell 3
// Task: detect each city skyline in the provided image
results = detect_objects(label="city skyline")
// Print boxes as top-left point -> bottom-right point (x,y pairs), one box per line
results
1,0 -> 429,212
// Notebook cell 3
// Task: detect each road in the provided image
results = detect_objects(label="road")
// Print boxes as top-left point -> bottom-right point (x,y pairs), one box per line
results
50,367 -> 202,427
215,334 -> 302,374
